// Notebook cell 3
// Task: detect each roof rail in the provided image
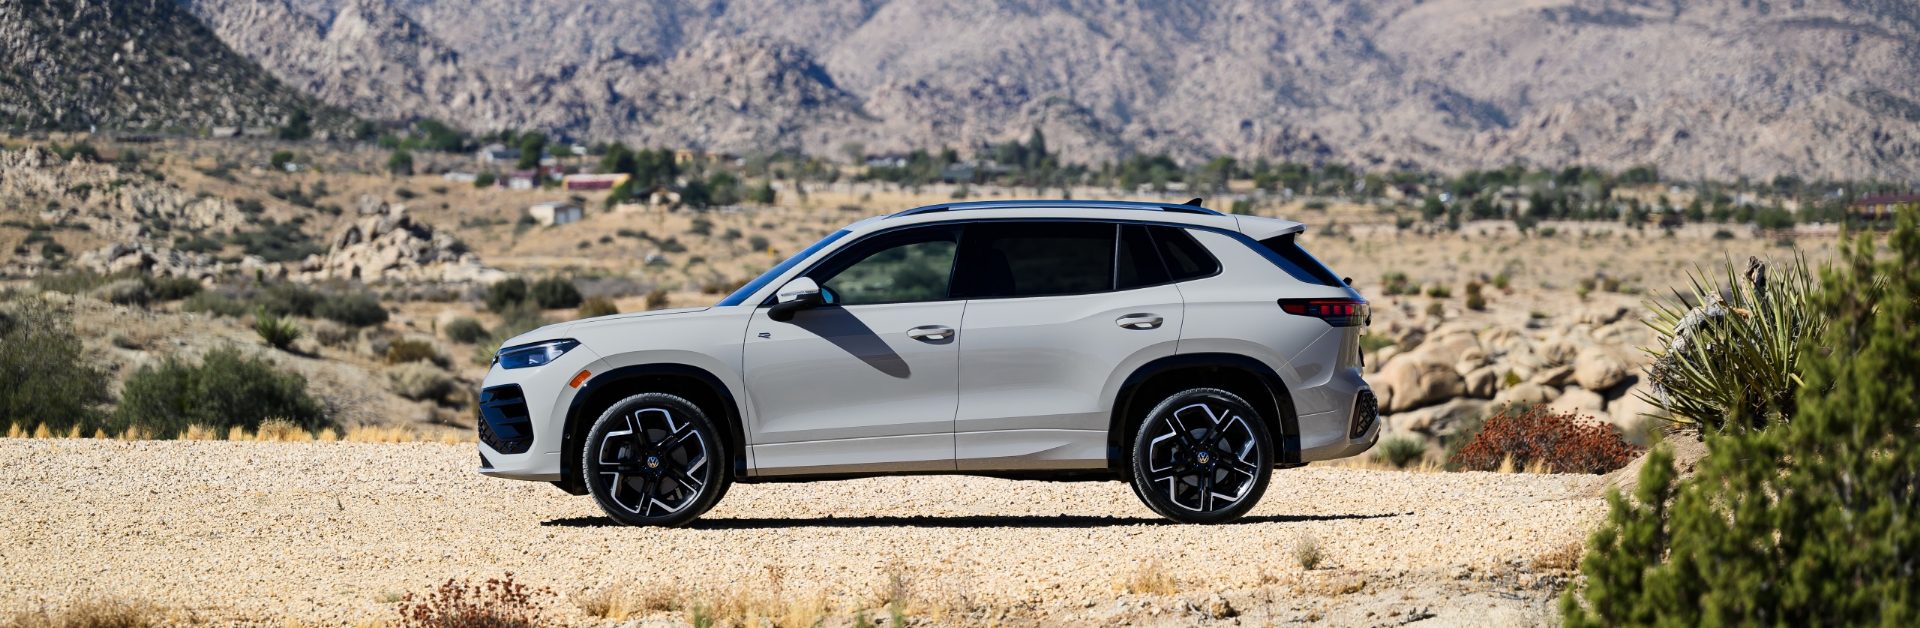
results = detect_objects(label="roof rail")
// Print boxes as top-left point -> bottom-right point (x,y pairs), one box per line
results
889,199 -> 1225,218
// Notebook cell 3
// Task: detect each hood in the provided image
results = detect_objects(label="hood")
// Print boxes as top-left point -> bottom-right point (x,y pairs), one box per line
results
496,306 -> 714,349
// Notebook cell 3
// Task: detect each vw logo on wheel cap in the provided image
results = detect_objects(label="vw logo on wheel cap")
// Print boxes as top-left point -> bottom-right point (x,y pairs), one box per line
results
646,456 -> 661,469
1195,451 -> 1212,464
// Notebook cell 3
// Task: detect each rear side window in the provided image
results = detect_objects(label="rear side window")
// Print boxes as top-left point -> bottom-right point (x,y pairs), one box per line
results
1257,233 -> 1344,287
1147,226 -> 1220,281
954,222 -> 1115,298
1117,224 -> 1171,290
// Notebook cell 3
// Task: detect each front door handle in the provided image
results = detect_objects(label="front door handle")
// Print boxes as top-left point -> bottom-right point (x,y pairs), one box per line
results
906,325 -> 955,341
1116,314 -> 1165,330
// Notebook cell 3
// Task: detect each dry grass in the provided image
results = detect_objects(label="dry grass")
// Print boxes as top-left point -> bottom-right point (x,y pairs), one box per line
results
574,582 -> 681,621
2,597 -> 161,628
1532,539 -> 1586,571
1294,533 -> 1326,570
1126,559 -> 1180,595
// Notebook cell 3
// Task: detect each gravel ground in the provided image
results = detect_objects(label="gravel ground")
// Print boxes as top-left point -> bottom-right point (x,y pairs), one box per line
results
0,440 -> 1609,626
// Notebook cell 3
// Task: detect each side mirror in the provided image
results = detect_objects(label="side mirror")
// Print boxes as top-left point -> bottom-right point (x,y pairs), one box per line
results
768,277 -> 824,322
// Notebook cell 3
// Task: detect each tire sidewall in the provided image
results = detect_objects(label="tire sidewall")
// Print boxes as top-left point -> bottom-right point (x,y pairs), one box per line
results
582,393 -> 730,527
1129,388 -> 1274,524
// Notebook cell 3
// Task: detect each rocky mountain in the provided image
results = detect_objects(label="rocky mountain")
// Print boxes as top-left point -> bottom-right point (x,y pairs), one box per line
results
0,0 -> 350,133
187,0 -> 1920,178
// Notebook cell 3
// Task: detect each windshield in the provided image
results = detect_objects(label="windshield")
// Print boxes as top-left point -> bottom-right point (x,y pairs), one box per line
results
716,229 -> 852,306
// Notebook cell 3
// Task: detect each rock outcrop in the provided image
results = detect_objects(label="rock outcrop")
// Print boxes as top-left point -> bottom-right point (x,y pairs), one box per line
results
296,197 -> 506,285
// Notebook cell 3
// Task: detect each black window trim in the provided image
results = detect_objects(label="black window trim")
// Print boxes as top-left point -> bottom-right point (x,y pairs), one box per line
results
759,217 -> 1232,307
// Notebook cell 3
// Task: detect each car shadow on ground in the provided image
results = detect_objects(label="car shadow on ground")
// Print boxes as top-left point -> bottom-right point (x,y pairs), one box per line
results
541,511 -> 1408,529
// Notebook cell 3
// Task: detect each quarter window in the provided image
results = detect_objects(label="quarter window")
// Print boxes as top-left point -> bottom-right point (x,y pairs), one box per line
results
806,226 -> 959,305
1147,225 -> 1221,280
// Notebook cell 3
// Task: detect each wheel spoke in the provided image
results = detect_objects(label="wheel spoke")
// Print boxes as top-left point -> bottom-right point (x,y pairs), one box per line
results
1145,462 -> 1190,483
1219,453 -> 1260,479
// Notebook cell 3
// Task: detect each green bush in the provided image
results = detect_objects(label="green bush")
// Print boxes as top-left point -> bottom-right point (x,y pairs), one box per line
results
529,277 -> 583,309
1373,436 -> 1427,468
384,338 -> 442,365
148,276 -> 203,301
444,317 -> 489,344
315,292 -> 389,327
577,296 -> 619,318
1642,254 -> 1825,433
485,278 -> 528,312
1564,210 -> 1920,625
253,308 -> 303,349
256,282 -> 322,317
111,345 -> 328,438
0,298 -> 112,434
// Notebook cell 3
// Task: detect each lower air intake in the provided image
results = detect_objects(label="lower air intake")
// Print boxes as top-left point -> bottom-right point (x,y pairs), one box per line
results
477,385 -> 535,454
1349,390 -> 1379,440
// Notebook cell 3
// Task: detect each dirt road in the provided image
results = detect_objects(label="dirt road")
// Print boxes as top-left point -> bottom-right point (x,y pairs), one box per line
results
0,439 -> 1607,626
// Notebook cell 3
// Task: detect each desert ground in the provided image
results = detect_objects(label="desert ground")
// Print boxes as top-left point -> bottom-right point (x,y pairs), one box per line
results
0,439 -> 1606,627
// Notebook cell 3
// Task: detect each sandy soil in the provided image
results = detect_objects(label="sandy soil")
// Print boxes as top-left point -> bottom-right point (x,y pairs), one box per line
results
1,439 -> 1606,626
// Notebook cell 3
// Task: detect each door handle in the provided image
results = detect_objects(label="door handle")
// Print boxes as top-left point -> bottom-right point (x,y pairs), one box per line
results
906,325 -> 955,341
1116,314 -> 1164,330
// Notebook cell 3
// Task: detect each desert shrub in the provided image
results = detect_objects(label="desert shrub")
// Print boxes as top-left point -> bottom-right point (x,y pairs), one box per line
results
385,338 -> 442,365
1449,405 -> 1642,474
112,345 -> 328,438
747,235 -> 770,251
1373,436 -> 1428,468
182,291 -> 249,317
1293,534 -> 1324,570
485,278 -> 528,312
1564,209 -> 1920,626
0,299 -> 112,434
1380,271 -> 1411,295
388,363 -> 457,402
147,276 -> 203,301
577,296 -> 618,318
33,270 -> 125,294
444,317 -> 489,344
529,277 -> 583,309
1642,254 -> 1824,433
2,596 -> 161,628
1464,280 -> 1485,311
644,288 -> 670,310
253,308 -> 303,349
1424,283 -> 1451,298
315,292 -> 389,327
397,575 -> 552,628
310,319 -> 353,347
92,279 -> 151,306
255,282 -> 322,317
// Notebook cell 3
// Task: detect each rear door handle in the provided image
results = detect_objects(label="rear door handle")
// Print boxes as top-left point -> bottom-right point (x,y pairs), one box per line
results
906,325 -> 954,341
1116,314 -> 1164,330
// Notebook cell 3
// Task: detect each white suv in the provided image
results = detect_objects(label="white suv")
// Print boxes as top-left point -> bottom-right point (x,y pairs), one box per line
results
476,200 -> 1377,526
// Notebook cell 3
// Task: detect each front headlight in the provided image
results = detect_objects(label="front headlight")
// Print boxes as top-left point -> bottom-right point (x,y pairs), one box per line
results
494,339 -> 580,370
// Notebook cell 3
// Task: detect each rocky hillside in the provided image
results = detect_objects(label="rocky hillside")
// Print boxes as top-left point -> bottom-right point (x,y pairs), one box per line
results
189,0 -> 1920,178
0,0 -> 351,133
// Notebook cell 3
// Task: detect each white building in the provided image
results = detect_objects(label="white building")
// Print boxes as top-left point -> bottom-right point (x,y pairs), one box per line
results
527,201 -> 583,226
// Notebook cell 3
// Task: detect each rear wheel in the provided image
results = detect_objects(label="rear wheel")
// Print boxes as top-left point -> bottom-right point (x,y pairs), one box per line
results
582,393 -> 730,527
1128,388 -> 1273,524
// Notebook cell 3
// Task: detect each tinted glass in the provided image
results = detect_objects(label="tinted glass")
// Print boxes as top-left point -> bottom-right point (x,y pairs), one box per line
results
1117,224 -> 1171,290
1148,226 -> 1221,280
956,222 -> 1115,298
1257,233 -> 1345,286
807,226 -> 959,305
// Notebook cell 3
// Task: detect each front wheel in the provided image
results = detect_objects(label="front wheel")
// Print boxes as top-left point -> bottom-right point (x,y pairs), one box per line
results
582,393 -> 730,527
1129,388 -> 1274,524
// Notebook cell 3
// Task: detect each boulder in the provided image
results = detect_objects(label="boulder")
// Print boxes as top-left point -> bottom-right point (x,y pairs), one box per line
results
1548,386 -> 1607,417
1494,382 -> 1561,407
1530,364 -> 1576,387
1608,388 -> 1661,444
1376,352 -> 1467,413
1573,347 -> 1629,391
1422,330 -> 1482,365
1462,365 -> 1501,398
1455,347 -> 1489,375
1538,337 -> 1584,367
1393,326 -> 1428,352
1478,326 -> 1529,358
1388,398 -> 1488,436
1579,305 -> 1630,326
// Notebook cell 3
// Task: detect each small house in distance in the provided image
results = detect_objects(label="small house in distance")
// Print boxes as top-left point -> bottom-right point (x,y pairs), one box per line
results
1851,193 -> 1920,220
477,143 -> 522,165
528,202 -> 583,226
563,173 -> 630,190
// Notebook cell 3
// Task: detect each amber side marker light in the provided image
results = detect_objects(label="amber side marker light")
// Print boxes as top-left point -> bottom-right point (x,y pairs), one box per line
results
569,370 -> 592,388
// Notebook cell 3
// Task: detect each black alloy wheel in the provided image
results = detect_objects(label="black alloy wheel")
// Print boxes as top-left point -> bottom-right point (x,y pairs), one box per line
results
1129,388 -> 1274,524
582,393 -> 730,527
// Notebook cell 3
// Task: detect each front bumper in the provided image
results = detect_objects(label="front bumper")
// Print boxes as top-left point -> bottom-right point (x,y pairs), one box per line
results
475,345 -> 604,482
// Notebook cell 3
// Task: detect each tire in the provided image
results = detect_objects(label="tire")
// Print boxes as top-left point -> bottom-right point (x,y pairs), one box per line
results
1128,388 -> 1274,524
582,393 -> 731,527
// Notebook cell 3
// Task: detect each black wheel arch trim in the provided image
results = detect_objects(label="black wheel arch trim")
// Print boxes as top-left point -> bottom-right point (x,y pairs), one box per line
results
557,364 -> 750,494
1106,353 -> 1302,471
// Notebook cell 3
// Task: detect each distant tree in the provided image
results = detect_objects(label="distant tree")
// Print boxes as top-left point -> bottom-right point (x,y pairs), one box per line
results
387,149 -> 413,176
269,151 -> 295,170
413,118 -> 466,152
839,142 -> 866,166
515,133 -> 547,170
277,109 -> 312,141
355,120 -> 381,141
600,142 -> 636,175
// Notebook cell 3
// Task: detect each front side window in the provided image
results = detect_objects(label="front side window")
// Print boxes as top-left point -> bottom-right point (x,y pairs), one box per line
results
953,222 -> 1116,298
806,226 -> 960,305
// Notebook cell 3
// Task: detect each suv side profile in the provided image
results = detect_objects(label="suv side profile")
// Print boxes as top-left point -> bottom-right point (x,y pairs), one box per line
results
477,200 -> 1377,526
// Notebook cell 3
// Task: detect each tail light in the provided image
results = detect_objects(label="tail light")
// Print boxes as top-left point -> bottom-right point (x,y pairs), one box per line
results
1277,298 -> 1370,327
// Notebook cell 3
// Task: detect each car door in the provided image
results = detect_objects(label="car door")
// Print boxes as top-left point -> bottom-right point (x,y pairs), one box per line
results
742,225 -> 964,475
950,222 -> 1185,470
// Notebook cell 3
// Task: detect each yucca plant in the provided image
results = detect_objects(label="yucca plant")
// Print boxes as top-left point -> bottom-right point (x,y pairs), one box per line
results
1639,253 -> 1831,433
253,307 -> 303,350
